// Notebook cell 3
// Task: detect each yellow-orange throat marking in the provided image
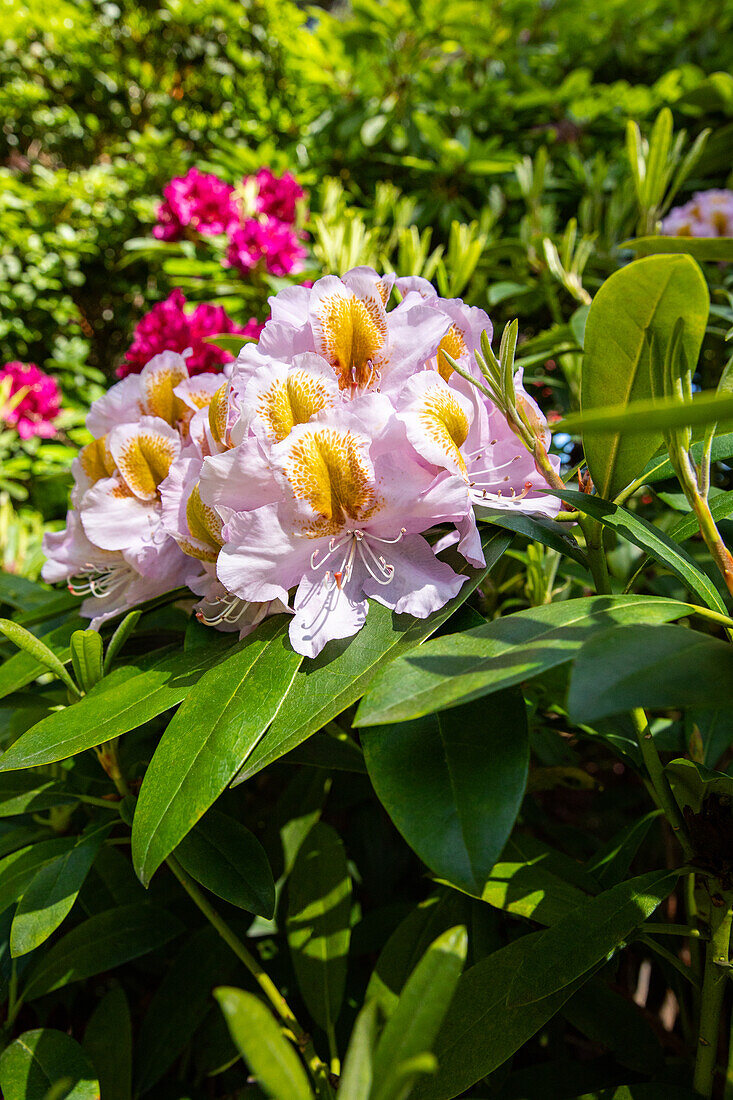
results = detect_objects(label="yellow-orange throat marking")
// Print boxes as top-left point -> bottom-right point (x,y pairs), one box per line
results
142,359 -> 189,425
183,483 -> 223,561
116,432 -> 178,499
436,325 -> 467,381
259,371 -> 331,442
79,436 -> 116,483
419,388 -> 470,473
317,294 -> 387,390
284,428 -> 376,536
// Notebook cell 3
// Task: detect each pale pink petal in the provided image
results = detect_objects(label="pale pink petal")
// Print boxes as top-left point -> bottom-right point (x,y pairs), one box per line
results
362,534 -> 467,616
289,569 -> 367,658
216,504 -> 313,603
86,375 -> 143,437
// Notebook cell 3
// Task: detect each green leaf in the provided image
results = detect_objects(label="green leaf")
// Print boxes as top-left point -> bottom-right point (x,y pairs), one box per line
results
560,489 -> 728,616
667,490 -> 733,543
338,1000 -> 379,1100
0,774 -> 77,818
287,822 -> 352,1033
0,837 -> 77,916
623,236 -> 733,262
354,596 -> 690,725
103,611 -> 142,674
132,617 -> 302,886
580,253 -> 709,497
507,868 -> 680,1008
560,389 -> 733,439
372,926 -> 468,1100
665,757 -> 733,815
11,822 -> 111,957
562,978 -> 663,1075
568,623 -> 733,722
362,692 -> 528,894
135,926 -> 238,1096
584,811 -> 662,889
21,904 -> 183,1001
410,933 -> 587,1100
69,631 -> 103,693
472,836 -> 593,926
0,634 -> 237,772
176,809 -> 275,917
476,508 -> 587,567
214,987 -> 313,1100
0,1029 -> 100,1100
232,531 -> 511,783
0,618 -> 80,698
203,333 -> 253,354
83,986 -> 132,1100
640,433 -> 733,485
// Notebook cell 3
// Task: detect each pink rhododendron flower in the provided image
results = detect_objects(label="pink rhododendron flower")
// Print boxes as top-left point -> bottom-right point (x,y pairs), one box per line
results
0,361 -> 61,439
153,168 -> 238,241
661,189 -> 733,238
120,290 -> 262,378
226,218 -> 306,278
250,167 -> 305,224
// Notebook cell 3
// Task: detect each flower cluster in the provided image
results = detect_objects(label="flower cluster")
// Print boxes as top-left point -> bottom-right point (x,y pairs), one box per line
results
120,290 -> 262,379
0,361 -> 61,440
152,166 -> 307,278
661,189 -> 733,238
44,269 -> 559,656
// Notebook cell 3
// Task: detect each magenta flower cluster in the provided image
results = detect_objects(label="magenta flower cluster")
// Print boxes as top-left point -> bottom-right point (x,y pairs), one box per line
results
152,166 -> 307,278
0,361 -> 61,440
661,189 -> 733,238
119,290 -> 263,379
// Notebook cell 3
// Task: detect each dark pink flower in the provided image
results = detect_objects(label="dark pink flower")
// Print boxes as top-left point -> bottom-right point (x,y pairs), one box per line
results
251,167 -> 305,224
120,289 -> 263,377
0,361 -> 61,439
153,169 -> 239,242
226,217 -> 306,278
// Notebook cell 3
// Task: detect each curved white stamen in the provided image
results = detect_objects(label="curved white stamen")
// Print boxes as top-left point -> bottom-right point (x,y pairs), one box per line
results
310,527 -> 406,590
198,593 -> 251,626
357,537 -> 395,584
68,565 -> 133,599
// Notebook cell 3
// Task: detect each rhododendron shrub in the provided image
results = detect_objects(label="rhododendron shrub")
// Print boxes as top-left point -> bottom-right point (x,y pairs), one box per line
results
662,189 -> 733,237
0,361 -> 61,439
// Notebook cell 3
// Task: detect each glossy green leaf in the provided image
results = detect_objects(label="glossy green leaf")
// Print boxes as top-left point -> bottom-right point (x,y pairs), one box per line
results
640,433 -> 733,485
132,617 -> 301,886
22,904 -> 183,1001
83,986 -> 132,1100
0,1029 -> 100,1100
0,634 -> 237,772
584,811 -> 662,888
362,692 -> 528,894
372,925 -> 468,1100
665,757 -> 733,815
176,809 -> 275,917
580,253 -> 709,497
232,531 -> 511,784
203,332 -> 253,354
11,822 -> 111,957
561,388 -> 733,439
355,595 -> 690,726
624,235 -> 733,262
214,987 -> 313,1100
568,623 -> 733,722
667,490 -> 733,542
0,837 -> 77,916
561,489 -> 728,615
562,978 -> 663,1075
70,631 -> 103,693
0,774 -> 77,818
338,1000 -> 379,1100
472,836 -> 593,926
0,616 -> 86,702
103,611 -> 142,674
476,508 -> 587,567
507,868 -> 679,1007
0,618 -> 80,698
411,933 -> 587,1100
287,822 -> 352,1033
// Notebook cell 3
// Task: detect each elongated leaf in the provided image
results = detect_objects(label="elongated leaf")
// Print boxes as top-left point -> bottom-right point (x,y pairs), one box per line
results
103,611 -> 142,674
362,692 -> 528,894
11,822 -> 111,957
0,634 -> 237,772
70,631 -> 104,693
641,433 -> 733,485
0,837 -> 77,916
476,508 -> 587,567
569,623 -> 733,722
135,926 -> 238,1096
287,822 -> 352,1033
562,389 -> 733,440
338,1000 -> 380,1100
584,811 -> 662,888
176,809 -> 275,917
355,596 -> 690,726
0,615 -> 85,701
624,236 -> 733,262
0,1029 -> 100,1100
214,987 -> 313,1100
411,934 -> 588,1100
232,531 -> 511,784
507,868 -> 679,1008
561,489 -> 728,615
580,254 -> 709,497
0,774 -> 77,818
472,837 -> 593,926
667,490 -> 733,542
83,986 -> 132,1100
372,926 -> 468,1100
0,618 -> 79,697
562,978 -> 663,1075
665,757 -> 733,814
132,617 -> 302,886
22,904 -> 182,1001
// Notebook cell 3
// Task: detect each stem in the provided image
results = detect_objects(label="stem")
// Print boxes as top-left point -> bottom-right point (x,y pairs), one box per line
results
167,856 -> 333,1099
95,738 -> 130,798
691,494 -> 733,599
644,923 -> 707,939
630,708 -> 694,861
578,515 -> 612,594
694,895 -> 733,1096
